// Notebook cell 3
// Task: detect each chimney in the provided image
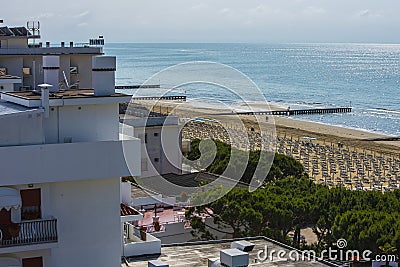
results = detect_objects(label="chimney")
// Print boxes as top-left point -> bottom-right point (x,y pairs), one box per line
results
92,56 -> 116,96
41,87 -> 50,118
38,84 -> 52,118
42,56 -> 60,92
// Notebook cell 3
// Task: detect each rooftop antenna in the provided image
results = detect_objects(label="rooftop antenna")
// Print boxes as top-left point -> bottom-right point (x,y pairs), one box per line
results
27,22 -> 40,91
27,21 -> 40,45
61,70 -> 79,90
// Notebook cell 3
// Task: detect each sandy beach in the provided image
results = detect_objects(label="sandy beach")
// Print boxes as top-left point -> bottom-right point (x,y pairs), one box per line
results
124,99 -> 400,191
134,100 -> 400,154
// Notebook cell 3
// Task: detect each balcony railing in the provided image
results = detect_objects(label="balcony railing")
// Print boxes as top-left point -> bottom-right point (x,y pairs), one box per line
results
0,219 -> 58,248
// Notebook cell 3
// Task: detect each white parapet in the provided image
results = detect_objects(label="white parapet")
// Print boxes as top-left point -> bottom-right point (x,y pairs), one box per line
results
0,140 -> 141,185
92,56 -> 116,96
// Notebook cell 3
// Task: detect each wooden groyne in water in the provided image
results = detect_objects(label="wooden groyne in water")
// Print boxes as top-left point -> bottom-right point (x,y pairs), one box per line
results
131,95 -> 186,101
213,107 -> 352,116
115,85 -> 161,89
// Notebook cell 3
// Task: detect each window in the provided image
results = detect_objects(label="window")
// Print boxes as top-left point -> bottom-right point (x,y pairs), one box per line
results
23,67 -> 31,75
20,189 -> 41,221
0,209 -> 12,240
22,257 -> 43,267
0,209 -> 11,224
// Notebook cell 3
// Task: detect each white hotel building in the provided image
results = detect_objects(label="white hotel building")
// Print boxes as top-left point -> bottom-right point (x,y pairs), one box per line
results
0,22 -> 141,267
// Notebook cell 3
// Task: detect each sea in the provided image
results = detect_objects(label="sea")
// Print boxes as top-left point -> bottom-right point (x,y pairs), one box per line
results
105,43 -> 400,136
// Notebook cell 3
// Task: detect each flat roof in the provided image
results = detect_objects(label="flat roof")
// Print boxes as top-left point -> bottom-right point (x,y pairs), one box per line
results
125,237 -> 335,266
3,89 -> 129,100
0,100 -> 42,117
1,89 -> 132,107
131,184 -> 156,199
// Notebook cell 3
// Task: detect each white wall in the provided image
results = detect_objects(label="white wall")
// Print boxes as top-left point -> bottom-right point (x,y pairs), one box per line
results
49,178 -> 121,267
123,223 -> 161,257
152,222 -> 193,244
44,103 -> 119,144
0,140 -> 140,186
120,182 -> 131,205
131,125 -> 182,178
0,112 -> 44,146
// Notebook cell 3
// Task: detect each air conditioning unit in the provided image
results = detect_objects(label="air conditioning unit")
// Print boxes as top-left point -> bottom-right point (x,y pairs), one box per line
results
220,249 -> 249,267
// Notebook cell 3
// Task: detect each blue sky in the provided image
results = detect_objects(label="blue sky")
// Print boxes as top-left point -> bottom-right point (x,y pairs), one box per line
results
4,0 -> 400,43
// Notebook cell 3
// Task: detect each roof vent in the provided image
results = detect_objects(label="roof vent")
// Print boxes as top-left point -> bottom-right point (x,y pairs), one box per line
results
231,240 -> 255,252
220,248 -> 249,267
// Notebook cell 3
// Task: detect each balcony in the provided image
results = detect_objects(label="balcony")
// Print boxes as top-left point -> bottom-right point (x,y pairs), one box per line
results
0,218 -> 57,249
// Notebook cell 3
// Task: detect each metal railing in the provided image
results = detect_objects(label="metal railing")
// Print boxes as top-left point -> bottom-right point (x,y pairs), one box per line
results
0,219 -> 58,248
